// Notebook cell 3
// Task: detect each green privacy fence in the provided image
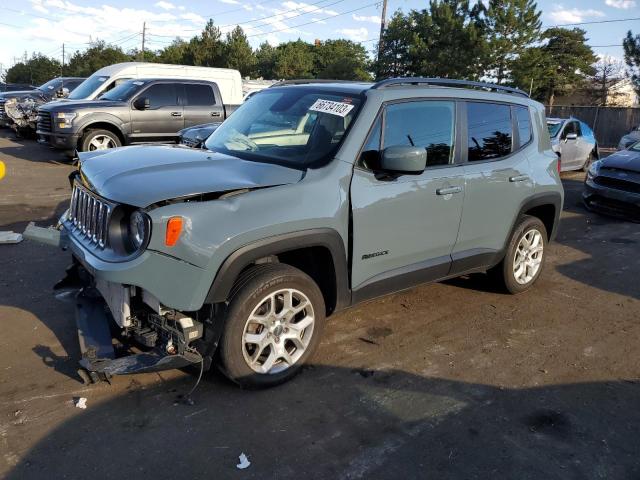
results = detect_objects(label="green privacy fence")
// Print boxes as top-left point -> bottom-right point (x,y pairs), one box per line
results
546,105 -> 640,148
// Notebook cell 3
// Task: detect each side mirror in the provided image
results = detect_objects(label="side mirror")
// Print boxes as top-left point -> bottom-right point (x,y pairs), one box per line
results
57,87 -> 69,98
134,97 -> 150,110
379,146 -> 427,174
565,133 -> 578,141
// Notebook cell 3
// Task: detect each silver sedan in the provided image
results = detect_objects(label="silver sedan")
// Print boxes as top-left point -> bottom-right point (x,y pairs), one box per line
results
547,117 -> 598,172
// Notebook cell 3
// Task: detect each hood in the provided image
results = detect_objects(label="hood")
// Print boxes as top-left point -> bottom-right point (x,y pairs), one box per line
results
179,122 -> 221,140
41,99 -> 125,111
600,149 -> 640,173
78,145 -> 305,207
0,90 -> 47,102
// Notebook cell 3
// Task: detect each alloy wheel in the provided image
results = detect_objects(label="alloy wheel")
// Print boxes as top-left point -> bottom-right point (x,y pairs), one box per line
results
513,228 -> 544,285
88,135 -> 117,150
241,288 -> 315,374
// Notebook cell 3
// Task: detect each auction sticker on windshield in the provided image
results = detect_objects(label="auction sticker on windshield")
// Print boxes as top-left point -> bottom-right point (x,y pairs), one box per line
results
309,99 -> 354,117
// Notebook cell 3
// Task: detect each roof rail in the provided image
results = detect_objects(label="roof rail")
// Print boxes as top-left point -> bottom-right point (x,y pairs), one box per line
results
270,79 -> 370,87
371,77 -> 529,98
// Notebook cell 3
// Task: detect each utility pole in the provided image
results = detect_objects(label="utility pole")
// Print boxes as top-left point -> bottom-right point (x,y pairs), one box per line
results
377,0 -> 388,63
62,43 -> 65,76
140,22 -> 146,61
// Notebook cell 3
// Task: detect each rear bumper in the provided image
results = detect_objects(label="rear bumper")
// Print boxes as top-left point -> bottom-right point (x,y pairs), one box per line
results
583,178 -> 640,221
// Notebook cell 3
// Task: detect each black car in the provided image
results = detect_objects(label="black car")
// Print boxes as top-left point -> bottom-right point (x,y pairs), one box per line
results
584,142 -> 640,221
178,122 -> 221,148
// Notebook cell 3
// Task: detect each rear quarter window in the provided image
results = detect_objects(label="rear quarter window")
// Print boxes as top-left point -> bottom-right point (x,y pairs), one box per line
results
514,105 -> 532,148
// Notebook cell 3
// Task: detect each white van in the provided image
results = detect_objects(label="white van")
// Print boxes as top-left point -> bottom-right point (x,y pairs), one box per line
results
67,62 -> 243,105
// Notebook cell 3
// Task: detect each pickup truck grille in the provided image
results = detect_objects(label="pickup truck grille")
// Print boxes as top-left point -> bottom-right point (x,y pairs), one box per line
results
0,100 -> 6,120
68,183 -> 114,249
37,109 -> 52,133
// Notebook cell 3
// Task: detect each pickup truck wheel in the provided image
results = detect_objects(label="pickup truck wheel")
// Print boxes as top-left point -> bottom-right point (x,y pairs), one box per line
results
80,129 -> 121,152
218,264 -> 325,388
491,215 -> 547,294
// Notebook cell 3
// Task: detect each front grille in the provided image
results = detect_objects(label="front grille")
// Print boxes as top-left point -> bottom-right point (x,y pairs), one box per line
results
37,109 -> 52,133
594,175 -> 640,195
0,100 -> 6,120
180,137 -> 200,148
67,183 -> 114,249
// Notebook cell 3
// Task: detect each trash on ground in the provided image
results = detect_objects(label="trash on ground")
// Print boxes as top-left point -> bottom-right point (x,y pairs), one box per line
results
236,453 -> 251,470
0,231 -> 23,244
75,397 -> 88,409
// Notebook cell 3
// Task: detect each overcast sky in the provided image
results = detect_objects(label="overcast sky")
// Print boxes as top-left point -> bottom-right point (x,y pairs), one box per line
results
0,0 -> 637,78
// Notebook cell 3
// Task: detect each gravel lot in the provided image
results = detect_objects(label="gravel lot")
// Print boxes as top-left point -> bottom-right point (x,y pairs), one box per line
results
1,130 -> 639,479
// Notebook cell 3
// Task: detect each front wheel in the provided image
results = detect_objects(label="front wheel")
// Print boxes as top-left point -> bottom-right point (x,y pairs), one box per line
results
80,129 -> 122,152
490,215 -> 547,294
217,264 -> 325,388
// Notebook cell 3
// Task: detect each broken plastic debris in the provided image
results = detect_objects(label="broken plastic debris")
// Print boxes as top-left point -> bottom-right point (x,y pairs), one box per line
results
75,397 -> 87,409
236,453 -> 251,470
0,231 -> 23,244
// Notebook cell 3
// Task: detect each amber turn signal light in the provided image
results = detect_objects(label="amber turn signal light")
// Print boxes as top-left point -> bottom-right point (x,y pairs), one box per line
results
165,216 -> 183,247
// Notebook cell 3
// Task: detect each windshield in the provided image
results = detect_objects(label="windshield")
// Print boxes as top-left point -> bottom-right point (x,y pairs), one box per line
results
37,78 -> 62,92
547,121 -> 563,138
68,74 -> 109,100
204,88 -> 362,167
100,80 -> 146,101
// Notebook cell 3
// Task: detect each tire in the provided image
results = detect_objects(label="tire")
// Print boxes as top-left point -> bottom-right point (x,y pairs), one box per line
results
582,150 -> 597,172
217,263 -> 326,389
490,215 -> 548,294
80,129 -> 122,152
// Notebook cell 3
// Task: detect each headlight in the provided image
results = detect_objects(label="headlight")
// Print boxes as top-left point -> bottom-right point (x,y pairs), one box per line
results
128,210 -> 150,251
56,111 -> 77,128
587,160 -> 602,179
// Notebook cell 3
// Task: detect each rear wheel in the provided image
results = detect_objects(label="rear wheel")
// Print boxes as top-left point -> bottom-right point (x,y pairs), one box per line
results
80,129 -> 121,152
217,264 -> 325,388
490,215 -> 547,294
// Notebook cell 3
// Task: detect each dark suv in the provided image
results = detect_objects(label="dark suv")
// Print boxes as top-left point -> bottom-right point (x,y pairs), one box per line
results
37,78 -> 239,154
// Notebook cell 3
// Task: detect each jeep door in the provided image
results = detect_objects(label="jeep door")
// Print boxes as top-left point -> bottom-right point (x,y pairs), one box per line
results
182,83 -> 225,128
351,100 -> 465,298
130,82 -> 183,141
450,102 -> 535,274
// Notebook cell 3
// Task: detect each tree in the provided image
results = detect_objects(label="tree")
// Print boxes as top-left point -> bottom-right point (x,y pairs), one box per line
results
511,28 -> 596,106
156,39 -> 190,64
65,42 -> 132,77
588,55 -> 626,106
485,0 -> 542,83
255,42 -> 277,79
314,40 -> 371,80
273,40 -> 314,79
374,1 -> 487,80
184,19 -> 225,67
5,54 -> 62,84
224,26 -> 256,77
623,30 -> 640,96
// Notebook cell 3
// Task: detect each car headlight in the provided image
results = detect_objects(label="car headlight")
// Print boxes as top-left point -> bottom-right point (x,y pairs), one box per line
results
587,160 -> 602,179
128,210 -> 150,251
56,112 -> 77,128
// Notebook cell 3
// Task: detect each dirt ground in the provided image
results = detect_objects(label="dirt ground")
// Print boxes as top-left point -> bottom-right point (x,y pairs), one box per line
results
1,130 -> 639,479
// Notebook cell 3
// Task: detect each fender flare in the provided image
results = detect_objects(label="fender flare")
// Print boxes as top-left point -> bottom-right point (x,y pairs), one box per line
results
205,228 -> 351,311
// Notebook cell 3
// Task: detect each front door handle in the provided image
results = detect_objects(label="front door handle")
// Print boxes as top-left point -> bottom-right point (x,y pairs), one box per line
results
211,111 -> 222,117
170,111 -> 182,117
509,174 -> 529,183
436,186 -> 462,196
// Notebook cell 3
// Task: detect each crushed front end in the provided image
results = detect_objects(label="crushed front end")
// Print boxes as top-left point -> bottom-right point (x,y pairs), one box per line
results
4,97 -> 43,135
24,177 -> 218,384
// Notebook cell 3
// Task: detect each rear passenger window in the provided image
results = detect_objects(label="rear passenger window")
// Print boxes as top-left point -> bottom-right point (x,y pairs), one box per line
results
514,106 -> 532,148
383,101 -> 455,167
142,84 -> 178,108
467,102 -> 512,161
185,84 -> 215,106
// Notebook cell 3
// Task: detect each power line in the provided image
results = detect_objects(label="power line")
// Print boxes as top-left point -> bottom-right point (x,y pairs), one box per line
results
549,16 -> 640,28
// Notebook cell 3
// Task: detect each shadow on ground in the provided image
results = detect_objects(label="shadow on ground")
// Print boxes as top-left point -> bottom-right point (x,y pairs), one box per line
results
5,366 -> 640,479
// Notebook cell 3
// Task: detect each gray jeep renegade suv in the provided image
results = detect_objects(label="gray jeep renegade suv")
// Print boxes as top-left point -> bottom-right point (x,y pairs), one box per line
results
26,78 -> 563,388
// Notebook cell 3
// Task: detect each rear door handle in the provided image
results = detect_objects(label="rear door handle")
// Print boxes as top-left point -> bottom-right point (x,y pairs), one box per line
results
436,186 -> 462,196
509,174 -> 529,183
170,111 -> 182,117
211,111 -> 222,117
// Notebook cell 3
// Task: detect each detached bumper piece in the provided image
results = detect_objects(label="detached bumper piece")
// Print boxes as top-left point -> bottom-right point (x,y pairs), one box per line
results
75,290 -> 202,384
